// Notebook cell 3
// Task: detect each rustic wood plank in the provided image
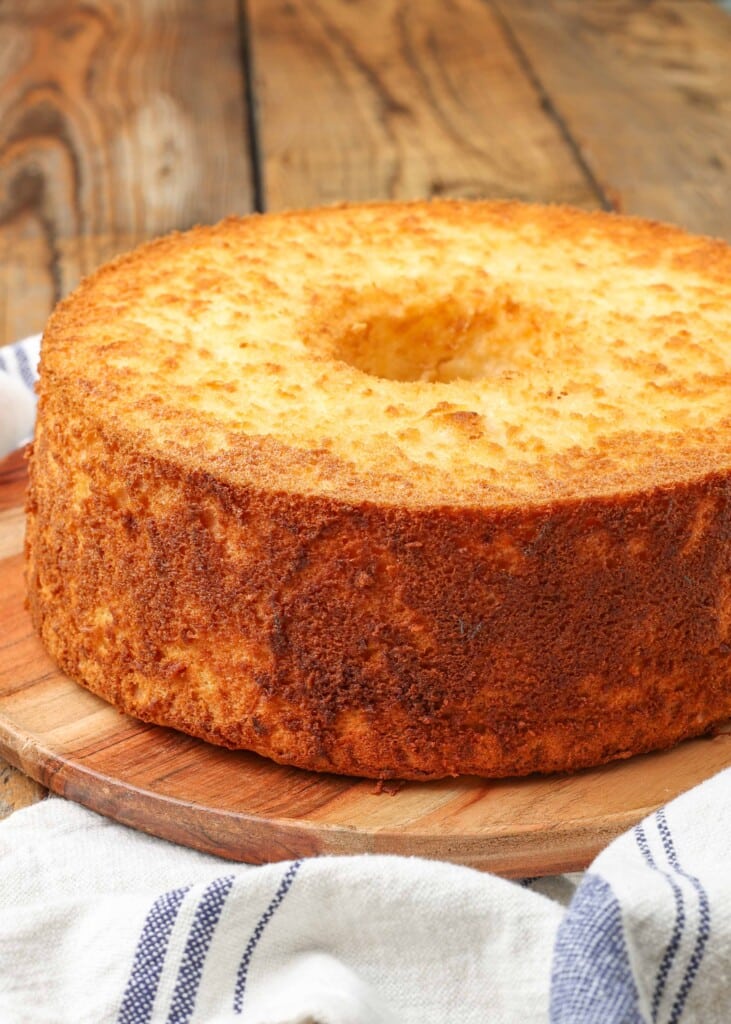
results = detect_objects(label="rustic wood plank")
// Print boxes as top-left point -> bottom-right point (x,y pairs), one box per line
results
0,0 -> 254,346
246,0 -> 603,210
0,762 -> 45,820
490,0 -> 731,237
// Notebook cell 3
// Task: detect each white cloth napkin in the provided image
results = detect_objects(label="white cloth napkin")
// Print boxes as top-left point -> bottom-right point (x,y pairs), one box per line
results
2,335 -> 730,1023
0,334 -> 40,459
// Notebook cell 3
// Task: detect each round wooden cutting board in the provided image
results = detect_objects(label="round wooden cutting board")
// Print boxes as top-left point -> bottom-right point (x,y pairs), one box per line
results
2,450 -> 730,878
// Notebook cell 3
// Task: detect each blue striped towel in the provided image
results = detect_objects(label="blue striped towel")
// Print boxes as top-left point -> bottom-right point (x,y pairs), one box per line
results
0,771 -> 728,1023
1,335 -> 730,1022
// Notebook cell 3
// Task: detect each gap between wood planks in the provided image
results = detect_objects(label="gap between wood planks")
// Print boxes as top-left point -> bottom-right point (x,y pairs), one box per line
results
240,0 -> 731,234
486,0 -> 614,211
241,0 -> 602,210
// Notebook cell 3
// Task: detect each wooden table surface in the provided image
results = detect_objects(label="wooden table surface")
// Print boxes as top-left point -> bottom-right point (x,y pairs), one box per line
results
1,0 -> 730,819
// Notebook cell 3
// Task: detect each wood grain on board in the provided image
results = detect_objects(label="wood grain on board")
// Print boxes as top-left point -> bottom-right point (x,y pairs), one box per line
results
0,762 -> 45,820
491,0 -> 731,237
0,449 -> 27,575
246,0 -> 604,210
0,0 -> 254,346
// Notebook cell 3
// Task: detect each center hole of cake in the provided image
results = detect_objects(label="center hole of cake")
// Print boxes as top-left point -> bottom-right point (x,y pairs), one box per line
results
332,294 -> 538,383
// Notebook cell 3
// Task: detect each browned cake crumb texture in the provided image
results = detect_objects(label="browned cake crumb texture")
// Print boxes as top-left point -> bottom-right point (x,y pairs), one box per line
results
25,200 -> 731,779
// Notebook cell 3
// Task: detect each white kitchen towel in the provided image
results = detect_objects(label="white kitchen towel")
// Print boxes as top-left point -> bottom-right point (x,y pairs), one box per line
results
0,797 -> 563,1024
0,770 -> 729,1024
0,333 -> 40,458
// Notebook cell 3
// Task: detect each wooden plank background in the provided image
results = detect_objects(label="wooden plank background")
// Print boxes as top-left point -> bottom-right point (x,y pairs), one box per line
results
246,0 -> 602,210
0,0 -> 730,815
0,0 -> 253,344
492,0 -> 731,231
2,0 -> 730,348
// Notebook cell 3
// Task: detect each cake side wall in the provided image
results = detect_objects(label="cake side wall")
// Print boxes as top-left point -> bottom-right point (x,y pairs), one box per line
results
25,393 -> 731,779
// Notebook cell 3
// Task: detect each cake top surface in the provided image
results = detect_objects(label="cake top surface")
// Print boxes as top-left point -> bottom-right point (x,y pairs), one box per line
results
40,200 -> 731,509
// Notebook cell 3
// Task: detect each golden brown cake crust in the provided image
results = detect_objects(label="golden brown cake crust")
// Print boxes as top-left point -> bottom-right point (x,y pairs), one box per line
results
25,200 -> 731,779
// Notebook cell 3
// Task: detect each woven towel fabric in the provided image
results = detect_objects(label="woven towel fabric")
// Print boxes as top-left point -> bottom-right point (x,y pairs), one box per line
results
551,767 -> 730,1024
0,798 -> 563,1024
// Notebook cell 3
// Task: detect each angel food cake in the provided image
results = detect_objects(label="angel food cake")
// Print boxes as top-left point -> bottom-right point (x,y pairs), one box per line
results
25,200 -> 731,779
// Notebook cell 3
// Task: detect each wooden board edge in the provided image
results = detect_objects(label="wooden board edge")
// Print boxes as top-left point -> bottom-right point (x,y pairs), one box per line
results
0,703 -> 657,876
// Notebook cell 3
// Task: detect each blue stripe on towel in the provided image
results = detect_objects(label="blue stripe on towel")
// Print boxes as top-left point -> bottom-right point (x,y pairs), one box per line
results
656,809 -> 712,1024
233,860 -> 303,1015
117,885 -> 190,1024
635,822 -> 686,1022
13,343 -> 36,390
550,873 -> 642,1023
166,875 -> 235,1024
